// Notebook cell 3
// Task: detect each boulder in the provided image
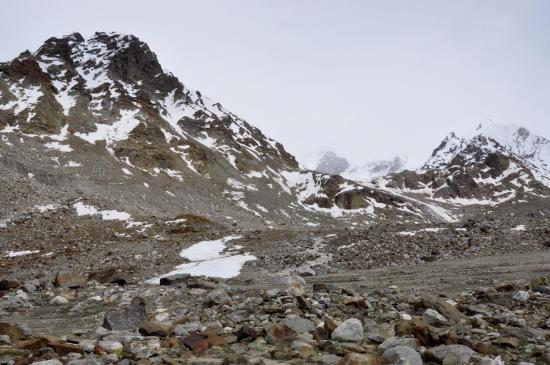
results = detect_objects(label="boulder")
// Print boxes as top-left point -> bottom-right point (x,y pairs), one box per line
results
87,267 -> 126,286
423,308 -> 448,326
285,276 -> 306,296
139,320 -> 171,337
363,318 -> 390,343
55,270 -> 87,288
128,337 -> 161,358
382,345 -> 422,365
0,322 -> 25,341
103,297 -> 147,330
282,316 -> 315,334
429,344 -> 476,364
0,279 -> 21,291
50,295 -> 69,305
379,336 -> 418,352
337,353 -> 384,365
420,295 -> 466,324
331,319 -> 364,343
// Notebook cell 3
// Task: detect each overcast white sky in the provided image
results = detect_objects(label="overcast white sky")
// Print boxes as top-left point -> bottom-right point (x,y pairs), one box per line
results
1,0 -> 549,165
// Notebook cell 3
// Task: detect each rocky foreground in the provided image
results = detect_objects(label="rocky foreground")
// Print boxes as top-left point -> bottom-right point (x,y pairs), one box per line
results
1,269 -> 550,365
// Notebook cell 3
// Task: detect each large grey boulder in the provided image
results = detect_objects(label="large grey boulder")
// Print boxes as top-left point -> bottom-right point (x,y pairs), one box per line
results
331,318 -> 364,342
382,345 -> 422,365
103,297 -> 147,331
430,344 -> 476,364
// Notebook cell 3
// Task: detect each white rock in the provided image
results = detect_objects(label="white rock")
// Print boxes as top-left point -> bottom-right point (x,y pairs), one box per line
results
513,290 -> 529,302
50,295 -> 69,304
423,308 -> 448,326
99,340 -> 123,354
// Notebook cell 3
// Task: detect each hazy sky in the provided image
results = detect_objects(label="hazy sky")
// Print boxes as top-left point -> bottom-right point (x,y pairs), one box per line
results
2,1 -> 549,166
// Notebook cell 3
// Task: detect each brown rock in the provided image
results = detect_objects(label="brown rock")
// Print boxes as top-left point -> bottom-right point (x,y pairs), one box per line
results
0,323 -> 25,341
337,353 -> 385,365
493,336 -> 521,348
183,333 -> 209,352
530,277 -> 547,290
139,321 -> 172,337
324,315 -> 338,335
475,342 -> 500,356
0,279 -> 21,291
270,349 -> 295,360
13,356 -> 34,365
47,341 -> 85,355
420,295 -> 466,324
55,270 -> 86,288
266,323 -> 297,344
234,326 -> 262,342
87,267 -> 126,286
395,318 -> 457,347
296,295 -> 312,311
14,338 -> 49,351
204,331 -> 225,348
0,346 -> 32,358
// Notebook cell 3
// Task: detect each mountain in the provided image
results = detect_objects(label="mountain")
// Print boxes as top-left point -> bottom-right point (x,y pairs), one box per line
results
377,123 -> 550,210
301,151 -> 350,175
0,32 -> 444,228
302,151 -> 409,182
346,155 -> 409,182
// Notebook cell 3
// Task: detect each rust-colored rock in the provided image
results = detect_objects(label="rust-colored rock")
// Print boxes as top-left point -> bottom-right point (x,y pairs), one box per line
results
183,333 -> 209,352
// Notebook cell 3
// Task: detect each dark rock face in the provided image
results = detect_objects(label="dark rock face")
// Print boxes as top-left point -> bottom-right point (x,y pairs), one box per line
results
103,297 -> 147,330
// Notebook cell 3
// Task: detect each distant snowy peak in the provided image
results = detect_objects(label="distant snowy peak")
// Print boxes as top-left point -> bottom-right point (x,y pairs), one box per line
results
302,151 -> 409,181
315,151 -> 350,175
425,123 -> 550,176
346,155 -> 409,182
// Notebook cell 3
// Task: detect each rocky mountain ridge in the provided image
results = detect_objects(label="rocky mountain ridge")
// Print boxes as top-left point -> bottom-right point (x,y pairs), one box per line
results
373,124 -> 550,223
0,32 -> 448,230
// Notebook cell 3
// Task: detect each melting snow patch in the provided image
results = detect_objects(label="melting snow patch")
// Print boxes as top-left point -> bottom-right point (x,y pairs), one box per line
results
45,141 -> 73,152
398,231 -> 416,236
35,204 -> 60,213
6,250 -> 39,257
165,218 -> 186,224
75,109 -> 140,145
148,235 -> 256,283
65,161 -> 81,167
511,224 -> 526,231
72,202 -> 130,221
